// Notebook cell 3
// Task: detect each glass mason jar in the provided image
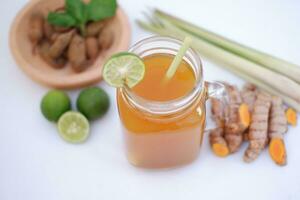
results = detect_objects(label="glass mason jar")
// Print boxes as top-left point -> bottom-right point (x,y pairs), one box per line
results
117,36 -> 225,168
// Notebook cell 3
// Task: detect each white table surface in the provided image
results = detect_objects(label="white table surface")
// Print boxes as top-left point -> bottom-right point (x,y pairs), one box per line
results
1,0 -> 300,199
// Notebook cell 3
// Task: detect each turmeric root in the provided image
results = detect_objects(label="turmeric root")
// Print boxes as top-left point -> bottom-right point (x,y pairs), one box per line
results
49,30 -> 74,59
209,98 -> 229,157
268,97 -> 288,166
269,139 -> 286,166
68,34 -> 87,72
239,104 -> 250,128
224,84 -> 250,153
244,92 -> 271,163
243,132 -> 249,141
285,108 -> 297,126
210,129 -> 230,157
241,83 -> 257,113
241,84 -> 257,141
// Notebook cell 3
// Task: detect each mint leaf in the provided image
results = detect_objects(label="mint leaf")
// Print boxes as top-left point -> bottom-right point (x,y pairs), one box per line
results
47,12 -> 77,27
66,0 -> 85,23
46,0 -> 117,36
86,0 -> 117,21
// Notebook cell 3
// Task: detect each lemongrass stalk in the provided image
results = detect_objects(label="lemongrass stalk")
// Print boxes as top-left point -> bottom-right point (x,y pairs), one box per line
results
154,9 -> 300,84
220,60 -> 300,111
157,18 -> 300,103
137,18 -> 300,105
165,37 -> 192,79
191,35 -> 300,104
139,19 -> 300,111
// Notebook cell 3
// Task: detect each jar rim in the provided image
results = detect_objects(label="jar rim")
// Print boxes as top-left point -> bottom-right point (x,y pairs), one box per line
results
122,36 -> 204,115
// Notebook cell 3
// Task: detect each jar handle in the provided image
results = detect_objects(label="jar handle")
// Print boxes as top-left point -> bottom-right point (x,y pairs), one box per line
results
203,81 -> 228,131
205,81 -> 228,102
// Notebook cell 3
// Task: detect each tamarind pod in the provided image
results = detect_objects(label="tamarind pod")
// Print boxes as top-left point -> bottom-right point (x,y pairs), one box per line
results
49,30 -> 74,59
85,37 -> 99,60
28,13 -> 44,44
68,34 -> 87,72
86,21 -> 105,37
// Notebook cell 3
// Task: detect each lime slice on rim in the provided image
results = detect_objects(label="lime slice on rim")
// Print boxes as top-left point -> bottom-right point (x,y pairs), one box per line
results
57,111 -> 90,143
103,52 -> 145,88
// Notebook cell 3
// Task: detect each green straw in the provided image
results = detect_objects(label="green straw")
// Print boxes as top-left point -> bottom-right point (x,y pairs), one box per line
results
165,37 -> 192,80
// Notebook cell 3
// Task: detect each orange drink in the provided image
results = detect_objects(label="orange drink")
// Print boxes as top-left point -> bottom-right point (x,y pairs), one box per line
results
132,54 -> 195,101
117,36 -> 225,168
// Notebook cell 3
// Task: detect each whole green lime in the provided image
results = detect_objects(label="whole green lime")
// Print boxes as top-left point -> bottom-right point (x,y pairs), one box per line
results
76,87 -> 110,120
41,90 -> 71,122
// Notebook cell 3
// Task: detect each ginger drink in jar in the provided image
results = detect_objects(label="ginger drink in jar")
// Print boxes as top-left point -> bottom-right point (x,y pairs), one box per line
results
117,36 -> 225,168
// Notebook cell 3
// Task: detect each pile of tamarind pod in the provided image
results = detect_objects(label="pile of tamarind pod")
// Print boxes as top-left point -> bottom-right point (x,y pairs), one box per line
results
209,82 -> 297,166
28,12 -> 114,72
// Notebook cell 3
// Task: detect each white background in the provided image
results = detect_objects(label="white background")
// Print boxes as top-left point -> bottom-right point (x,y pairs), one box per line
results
1,0 -> 300,200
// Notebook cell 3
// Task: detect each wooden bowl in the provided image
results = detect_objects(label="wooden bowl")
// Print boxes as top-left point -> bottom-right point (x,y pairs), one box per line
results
10,0 -> 131,89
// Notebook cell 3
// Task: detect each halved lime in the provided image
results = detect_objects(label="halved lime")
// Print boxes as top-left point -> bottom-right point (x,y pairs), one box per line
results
102,52 -> 145,88
57,111 -> 90,143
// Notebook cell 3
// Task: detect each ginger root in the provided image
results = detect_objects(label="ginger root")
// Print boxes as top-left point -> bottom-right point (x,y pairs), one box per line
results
209,98 -> 229,157
244,92 -> 271,163
224,84 -> 250,153
285,108 -> 297,126
268,97 -> 288,166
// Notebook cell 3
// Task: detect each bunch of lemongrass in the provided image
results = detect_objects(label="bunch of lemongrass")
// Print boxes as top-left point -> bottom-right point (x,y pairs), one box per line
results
137,9 -> 300,111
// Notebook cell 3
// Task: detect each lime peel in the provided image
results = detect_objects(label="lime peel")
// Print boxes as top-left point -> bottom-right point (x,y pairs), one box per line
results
76,87 -> 110,120
41,90 -> 71,122
103,52 -> 145,88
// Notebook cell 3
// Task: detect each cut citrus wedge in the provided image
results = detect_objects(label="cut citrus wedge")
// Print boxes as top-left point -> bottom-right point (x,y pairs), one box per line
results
57,111 -> 90,143
102,52 -> 145,88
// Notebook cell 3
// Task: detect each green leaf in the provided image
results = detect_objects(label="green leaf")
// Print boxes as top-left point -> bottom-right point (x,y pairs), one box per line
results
47,12 -> 77,27
86,0 -> 117,21
66,0 -> 85,23
82,4 -> 89,23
